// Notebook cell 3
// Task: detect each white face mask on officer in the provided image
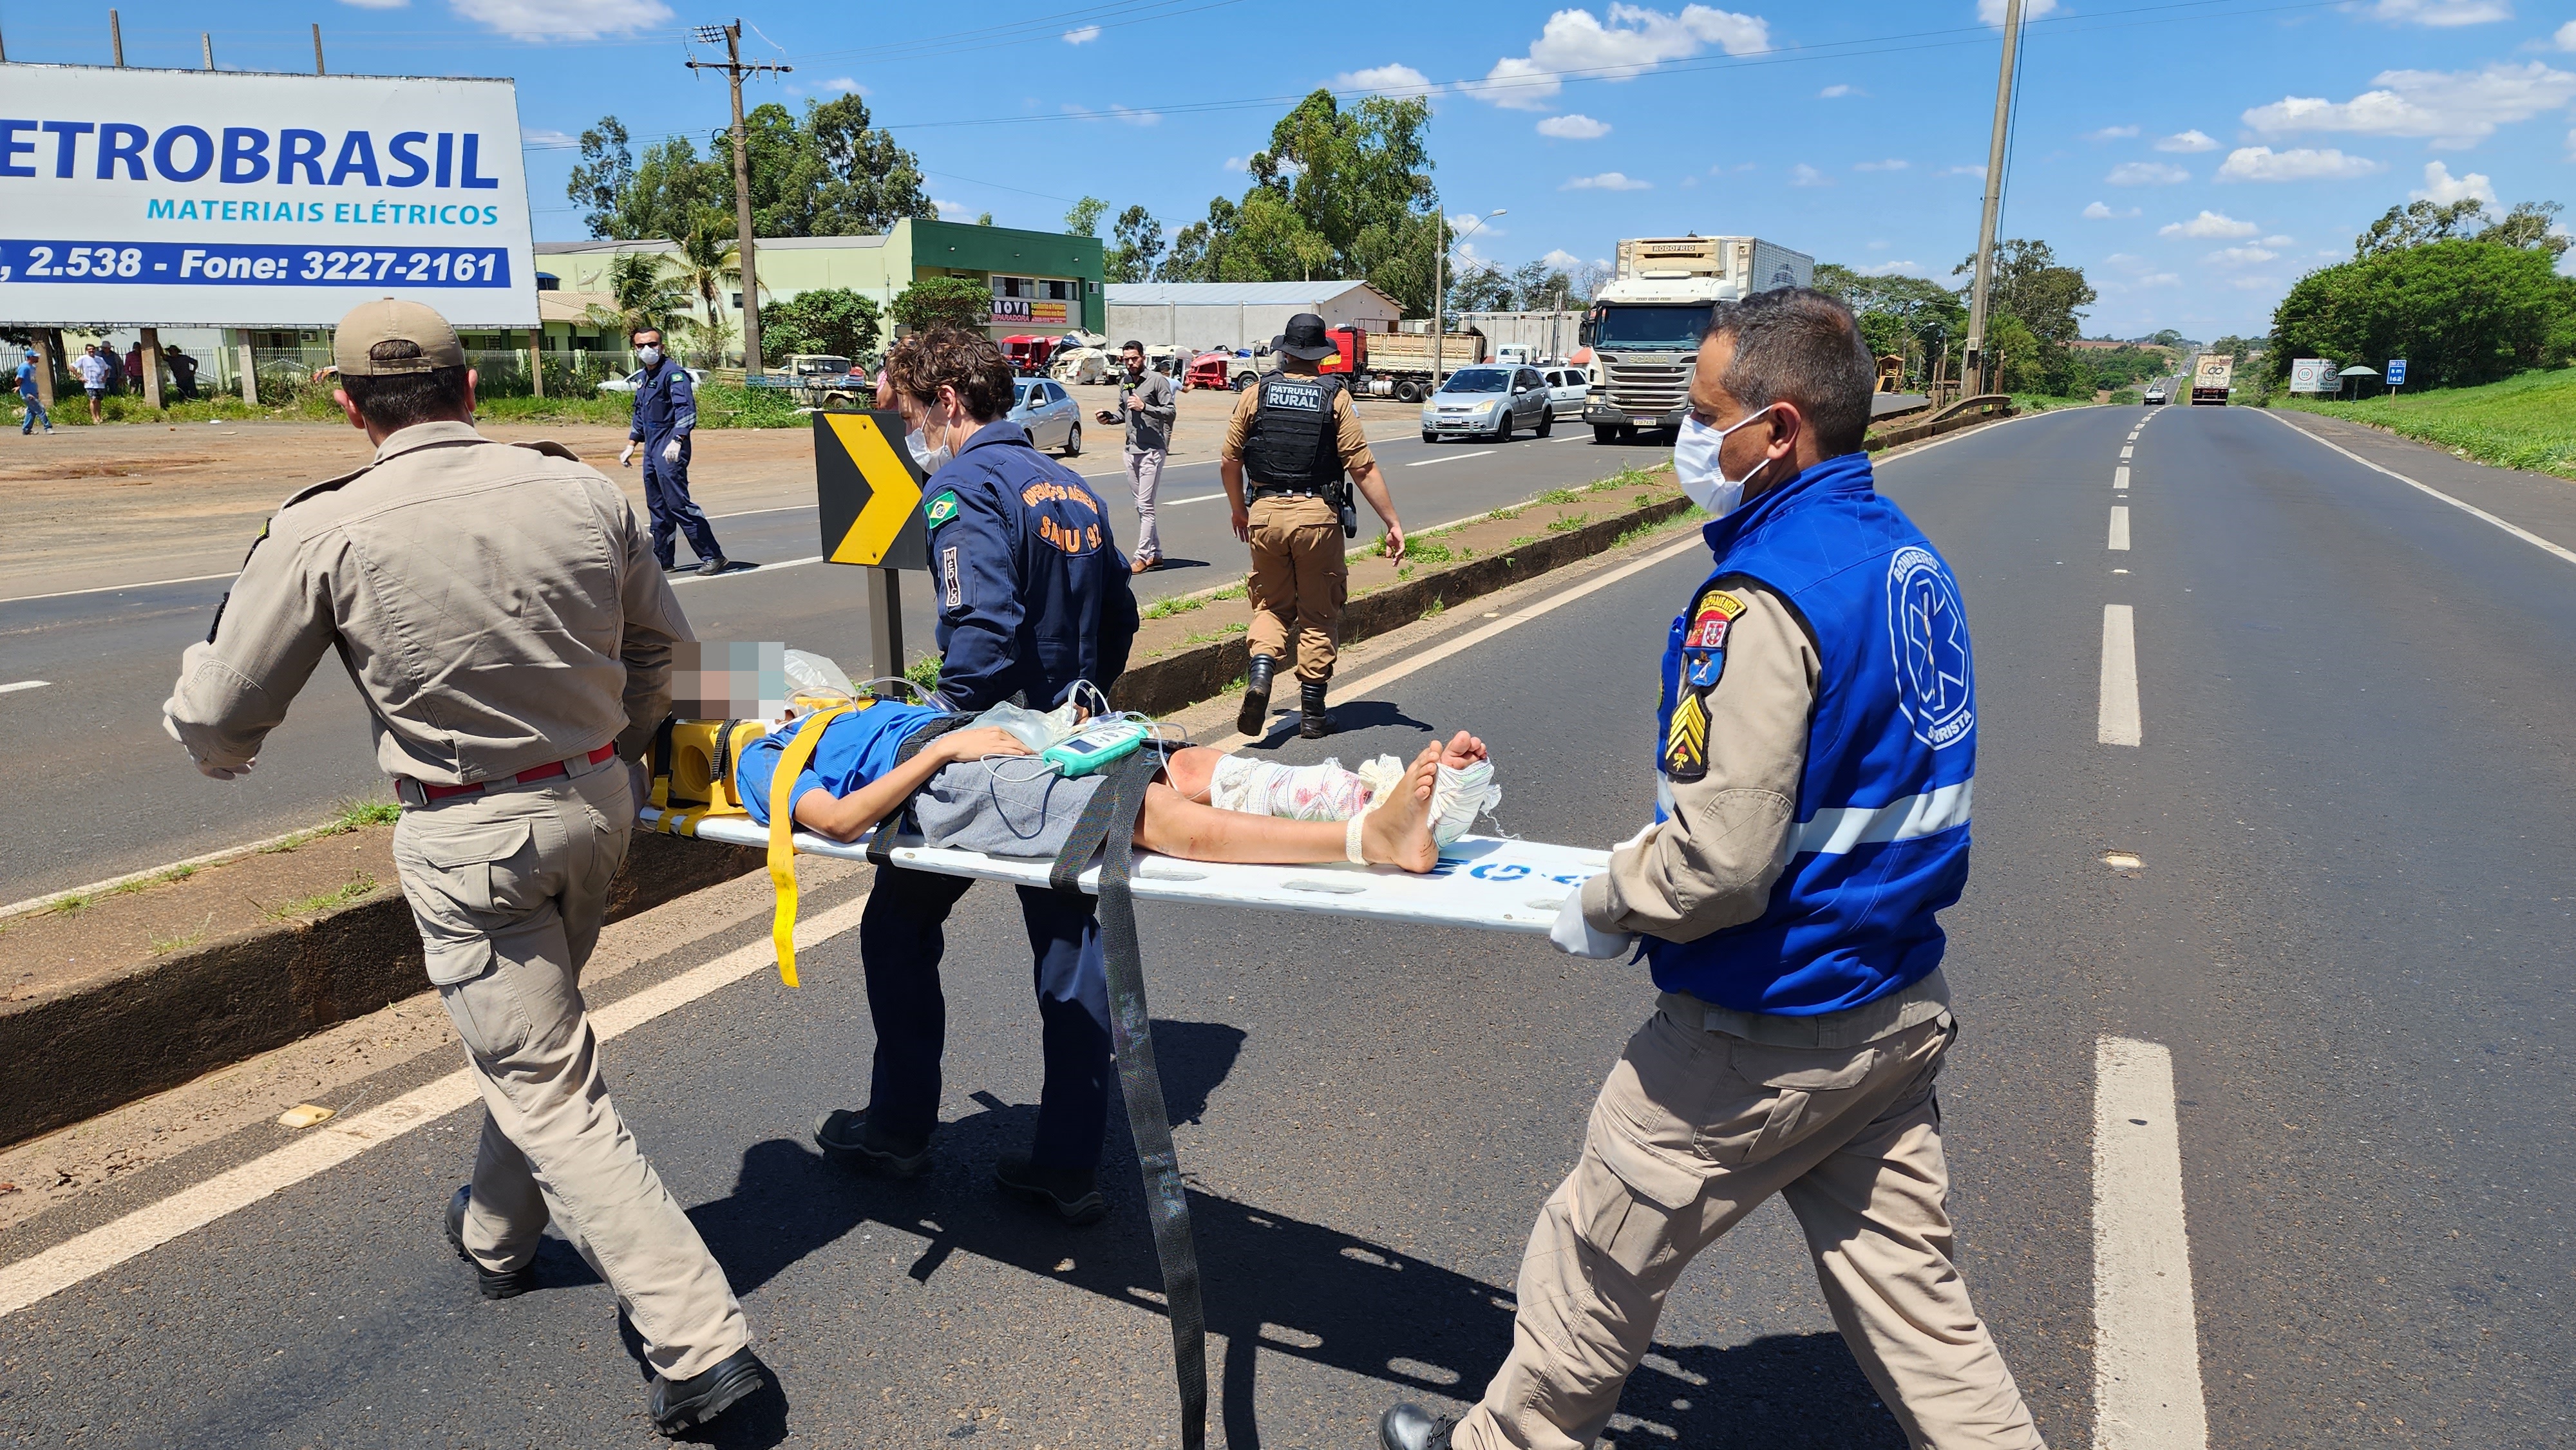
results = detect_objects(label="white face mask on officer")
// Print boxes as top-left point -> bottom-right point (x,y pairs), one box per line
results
637,344 -> 663,367
1672,404 -> 1780,518
904,390 -> 969,474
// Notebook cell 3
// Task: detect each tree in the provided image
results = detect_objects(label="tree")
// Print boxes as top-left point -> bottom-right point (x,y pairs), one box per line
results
976,212 -> 995,227
568,117 -> 635,240
2269,238 -> 2575,389
671,214 -> 743,366
1952,239 -> 2095,348
2477,200 -> 2570,258
795,94 -> 934,234
1448,263 -> 1515,314
1508,260 -> 1575,312
567,97 -> 933,243
1105,205 -> 1164,285
762,288 -> 884,360
2353,197 -> 2488,258
1814,264 -> 1967,384
892,275 -> 994,334
583,250 -> 692,339
1063,196 -> 1107,238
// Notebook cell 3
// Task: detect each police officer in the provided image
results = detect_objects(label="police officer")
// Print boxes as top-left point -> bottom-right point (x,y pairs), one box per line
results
812,326 -> 1142,1225
161,301 -> 766,1438
1220,312 -> 1405,739
1380,290 -> 2044,1450
620,325 -> 727,576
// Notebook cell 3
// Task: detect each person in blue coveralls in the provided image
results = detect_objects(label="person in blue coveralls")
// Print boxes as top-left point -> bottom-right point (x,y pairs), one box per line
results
810,326 -> 1143,1225
618,326 -> 727,576
1379,290 -> 2046,1450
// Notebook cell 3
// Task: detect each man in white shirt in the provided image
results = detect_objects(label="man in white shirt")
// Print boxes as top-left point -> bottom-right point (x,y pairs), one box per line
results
74,344 -> 111,424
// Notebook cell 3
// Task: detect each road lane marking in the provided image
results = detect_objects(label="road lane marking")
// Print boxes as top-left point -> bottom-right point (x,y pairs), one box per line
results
2094,1037 -> 2210,1449
1406,449 -> 1496,467
2120,446 -> 2135,460
2099,605 -> 2141,746
2115,466 -> 2130,491
1,570 -> 240,605
2260,410 -> 2576,569
2108,507 -> 2130,551
669,556 -> 824,585
0,680 -> 49,695
0,894 -> 879,1319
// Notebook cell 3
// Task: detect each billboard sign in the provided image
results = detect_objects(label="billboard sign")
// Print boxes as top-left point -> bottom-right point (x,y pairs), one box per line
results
2385,358 -> 2407,386
0,64 -> 536,327
2288,358 -> 2335,393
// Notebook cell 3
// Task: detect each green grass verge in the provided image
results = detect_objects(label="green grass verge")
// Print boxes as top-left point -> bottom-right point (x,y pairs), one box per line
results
2275,367 -> 2576,481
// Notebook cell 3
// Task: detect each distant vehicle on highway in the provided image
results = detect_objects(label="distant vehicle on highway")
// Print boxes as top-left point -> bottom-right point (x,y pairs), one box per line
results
596,365 -> 709,395
1422,364 -> 1554,442
1010,376 -> 1083,457
2143,381 -> 2169,405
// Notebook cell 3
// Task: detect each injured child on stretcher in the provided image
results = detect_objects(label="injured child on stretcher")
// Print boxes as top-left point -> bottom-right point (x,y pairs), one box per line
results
734,699 -> 1497,874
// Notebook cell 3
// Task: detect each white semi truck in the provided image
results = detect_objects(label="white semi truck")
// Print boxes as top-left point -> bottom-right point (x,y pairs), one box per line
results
1580,236 -> 1813,443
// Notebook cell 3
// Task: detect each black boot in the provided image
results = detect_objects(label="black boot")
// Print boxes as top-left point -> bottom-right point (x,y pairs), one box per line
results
994,1153 -> 1108,1225
650,1347 -> 768,1436
443,1185 -> 538,1301
1236,654 -> 1278,736
1379,1402 -> 1454,1450
1299,679 -> 1331,739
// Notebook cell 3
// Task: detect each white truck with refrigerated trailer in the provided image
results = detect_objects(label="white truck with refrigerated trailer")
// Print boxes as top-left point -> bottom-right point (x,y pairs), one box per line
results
1580,236 -> 1813,443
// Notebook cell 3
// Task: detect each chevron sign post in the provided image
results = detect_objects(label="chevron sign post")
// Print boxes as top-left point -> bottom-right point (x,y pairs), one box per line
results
813,410 -> 932,683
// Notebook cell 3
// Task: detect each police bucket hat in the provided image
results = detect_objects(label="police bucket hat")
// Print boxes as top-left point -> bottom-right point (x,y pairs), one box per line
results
334,299 -> 467,377
1271,312 -> 1338,362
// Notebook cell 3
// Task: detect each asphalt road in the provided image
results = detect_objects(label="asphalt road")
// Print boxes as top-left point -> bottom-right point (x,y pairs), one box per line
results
5,401 -> 2571,1449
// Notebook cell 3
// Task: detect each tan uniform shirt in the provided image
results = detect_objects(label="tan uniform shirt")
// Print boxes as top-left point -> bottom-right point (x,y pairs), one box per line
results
1580,577 -> 1817,941
1219,373 -> 1376,482
164,420 -> 692,784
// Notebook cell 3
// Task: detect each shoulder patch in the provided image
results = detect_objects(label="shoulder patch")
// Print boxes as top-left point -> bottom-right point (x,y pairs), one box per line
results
511,439 -> 582,461
1688,588 -> 1747,650
1663,690 -> 1709,782
923,489 -> 962,529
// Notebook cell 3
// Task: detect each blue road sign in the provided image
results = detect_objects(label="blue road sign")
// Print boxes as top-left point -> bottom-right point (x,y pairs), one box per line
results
2387,359 -> 2408,386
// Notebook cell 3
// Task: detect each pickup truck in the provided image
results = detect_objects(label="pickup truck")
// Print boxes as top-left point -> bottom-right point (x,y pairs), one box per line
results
743,354 -> 871,408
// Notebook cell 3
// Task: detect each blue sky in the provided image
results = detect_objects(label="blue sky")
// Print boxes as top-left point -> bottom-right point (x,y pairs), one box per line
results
6,0 -> 2572,339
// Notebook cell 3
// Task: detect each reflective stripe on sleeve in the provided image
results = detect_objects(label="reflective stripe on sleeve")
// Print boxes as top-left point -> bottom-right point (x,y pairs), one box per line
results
1791,780 -> 1973,856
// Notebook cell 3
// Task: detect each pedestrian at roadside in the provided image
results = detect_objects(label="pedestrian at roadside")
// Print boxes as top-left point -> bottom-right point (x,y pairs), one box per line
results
1095,339 -> 1176,572
811,326 -> 1143,1227
1379,289 -> 2042,1450
1219,312 -> 1405,739
16,348 -> 52,435
100,338 -> 125,395
74,343 -> 110,423
619,326 -> 726,576
167,346 -> 200,402
161,299 -> 768,1436
124,341 -> 145,396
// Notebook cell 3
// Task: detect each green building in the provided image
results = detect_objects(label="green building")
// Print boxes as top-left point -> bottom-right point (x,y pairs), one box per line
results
534,218 -> 1106,361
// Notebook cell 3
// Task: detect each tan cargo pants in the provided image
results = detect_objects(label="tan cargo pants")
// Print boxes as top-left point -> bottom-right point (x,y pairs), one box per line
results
392,763 -> 750,1382
1245,493 -> 1347,682
1454,1006 -> 2044,1450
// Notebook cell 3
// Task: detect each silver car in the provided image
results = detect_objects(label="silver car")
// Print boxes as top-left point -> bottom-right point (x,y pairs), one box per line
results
596,365 -> 710,395
1542,364 -> 1593,420
1421,365 -> 1555,442
1010,377 -> 1083,457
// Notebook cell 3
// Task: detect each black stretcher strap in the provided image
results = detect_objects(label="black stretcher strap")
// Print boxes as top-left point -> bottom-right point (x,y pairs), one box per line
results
1050,751 -> 1208,1450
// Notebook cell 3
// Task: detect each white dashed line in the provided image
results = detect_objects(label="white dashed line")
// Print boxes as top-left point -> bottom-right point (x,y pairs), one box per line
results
2120,446 -> 2135,460
2094,1037 -> 2209,1449
0,681 -> 50,695
1406,449 -> 1495,467
2098,605 -> 2141,747
2115,467 -> 2130,491
2108,507 -> 2130,551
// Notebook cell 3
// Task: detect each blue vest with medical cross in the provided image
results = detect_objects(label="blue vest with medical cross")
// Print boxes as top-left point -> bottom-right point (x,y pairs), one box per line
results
1647,449 -> 1975,1015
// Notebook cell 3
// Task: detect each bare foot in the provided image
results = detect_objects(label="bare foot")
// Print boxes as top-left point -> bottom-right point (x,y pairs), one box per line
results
1359,744 -> 1444,872
1436,730 -> 1489,770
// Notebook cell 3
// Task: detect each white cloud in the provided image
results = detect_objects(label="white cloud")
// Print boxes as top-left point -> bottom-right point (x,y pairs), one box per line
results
1853,158 -> 1909,171
2243,62 -> 2576,147
1979,0 -> 2058,23
1942,163 -> 1987,178
520,127 -> 577,148
1472,5 -> 1770,110
2139,272 -> 2181,287
2568,126 -> 2576,160
1064,103 -> 1162,126
1562,171 -> 1653,191
2410,159 -> 2497,205
2216,145 -> 2384,181
1537,113 -> 1613,138
1336,63 -> 1437,96
450,0 -> 672,39
2363,0 -> 2512,25
2557,19 -> 2576,50
933,198 -> 973,220
1450,212 -> 1504,236
819,77 -> 866,95
2083,201 -> 2140,218
1541,248 -> 1585,270
2155,129 -> 2219,153
1859,259 -> 1924,276
2262,234 -> 2295,245
1790,162 -> 1830,187
1222,155 -> 1247,171
1061,23 -> 1101,43
2083,124 -> 2140,140
2160,209 -> 2260,238
2108,161 -> 2190,185
1868,239 -> 1890,249
2204,247 -> 2280,265
1819,83 -> 1862,98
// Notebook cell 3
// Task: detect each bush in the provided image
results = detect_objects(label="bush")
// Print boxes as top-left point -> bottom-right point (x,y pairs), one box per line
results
764,288 -> 884,361
2269,239 -> 2575,391
891,276 -> 995,334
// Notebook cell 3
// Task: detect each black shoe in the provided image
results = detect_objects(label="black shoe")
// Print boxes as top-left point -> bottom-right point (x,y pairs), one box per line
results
1236,654 -> 1278,736
1298,680 -> 1332,739
814,1108 -> 933,1178
993,1153 -> 1107,1226
695,556 -> 728,577
1379,1402 -> 1455,1450
444,1185 -> 538,1301
650,1346 -> 767,1436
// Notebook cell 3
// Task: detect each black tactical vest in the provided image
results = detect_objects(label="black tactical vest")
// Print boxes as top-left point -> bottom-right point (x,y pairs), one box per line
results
1242,373 -> 1345,494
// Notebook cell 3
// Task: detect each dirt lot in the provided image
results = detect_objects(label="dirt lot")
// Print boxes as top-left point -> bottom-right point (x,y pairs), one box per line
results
3,387 -> 1423,599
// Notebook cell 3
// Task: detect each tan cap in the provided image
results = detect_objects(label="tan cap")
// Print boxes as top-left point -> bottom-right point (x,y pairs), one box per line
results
333,298 -> 466,377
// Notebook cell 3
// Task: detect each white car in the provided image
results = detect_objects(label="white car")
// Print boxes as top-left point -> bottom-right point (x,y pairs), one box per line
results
1010,377 -> 1083,457
597,365 -> 710,395
1541,365 -> 1593,420
1422,365 -> 1555,442
2143,382 -> 2168,406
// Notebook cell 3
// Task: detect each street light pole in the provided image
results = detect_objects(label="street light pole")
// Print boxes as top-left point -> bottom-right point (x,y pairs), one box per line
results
687,21 -> 790,375
1963,0 -> 2023,396
1433,207 -> 1503,384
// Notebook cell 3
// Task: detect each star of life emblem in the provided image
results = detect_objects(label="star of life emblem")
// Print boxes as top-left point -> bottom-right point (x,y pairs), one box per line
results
1886,545 -> 1975,749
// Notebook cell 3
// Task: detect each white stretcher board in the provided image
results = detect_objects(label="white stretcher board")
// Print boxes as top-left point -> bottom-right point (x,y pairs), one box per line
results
641,807 -> 1607,935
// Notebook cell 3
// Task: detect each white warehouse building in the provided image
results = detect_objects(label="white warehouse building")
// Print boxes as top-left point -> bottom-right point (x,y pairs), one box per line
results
1104,280 -> 1404,354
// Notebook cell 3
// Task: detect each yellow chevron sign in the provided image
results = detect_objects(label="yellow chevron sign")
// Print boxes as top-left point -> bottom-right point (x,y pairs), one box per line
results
813,411 -> 930,570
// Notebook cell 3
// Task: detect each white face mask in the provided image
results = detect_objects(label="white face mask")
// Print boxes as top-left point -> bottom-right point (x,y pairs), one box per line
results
637,346 -> 663,367
904,426 -> 952,475
1672,404 -> 1779,517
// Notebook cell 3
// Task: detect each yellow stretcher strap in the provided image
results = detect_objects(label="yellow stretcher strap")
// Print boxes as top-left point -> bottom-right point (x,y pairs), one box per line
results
765,704 -> 855,987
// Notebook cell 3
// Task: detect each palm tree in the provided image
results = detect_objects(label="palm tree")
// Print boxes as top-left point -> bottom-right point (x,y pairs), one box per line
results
583,250 -> 691,345
672,214 -> 744,368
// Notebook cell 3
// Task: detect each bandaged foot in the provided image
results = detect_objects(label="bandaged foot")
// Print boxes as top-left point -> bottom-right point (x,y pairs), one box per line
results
1353,746 -> 1443,873
1357,731 -> 1500,846
1209,755 -> 1374,822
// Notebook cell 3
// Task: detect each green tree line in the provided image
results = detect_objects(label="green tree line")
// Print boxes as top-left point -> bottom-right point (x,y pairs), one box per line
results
2268,196 -> 2573,390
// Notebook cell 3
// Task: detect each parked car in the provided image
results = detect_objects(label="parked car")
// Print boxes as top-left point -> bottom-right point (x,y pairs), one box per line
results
1421,364 -> 1554,442
597,365 -> 710,395
1541,364 -> 1593,420
1010,377 -> 1083,457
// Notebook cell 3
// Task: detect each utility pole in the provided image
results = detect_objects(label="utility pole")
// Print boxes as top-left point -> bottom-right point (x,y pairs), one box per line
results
110,10 -> 124,66
1431,196 -> 1447,388
313,23 -> 325,75
687,21 -> 790,375
1963,0 -> 2023,397
202,32 -> 215,70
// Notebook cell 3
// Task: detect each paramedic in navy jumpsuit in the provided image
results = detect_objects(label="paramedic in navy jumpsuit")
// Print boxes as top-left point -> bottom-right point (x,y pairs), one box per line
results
621,326 -> 727,576
813,327 -> 1140,1225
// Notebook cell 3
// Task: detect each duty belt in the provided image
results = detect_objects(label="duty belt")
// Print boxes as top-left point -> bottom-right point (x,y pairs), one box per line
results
395,742 -> 621,807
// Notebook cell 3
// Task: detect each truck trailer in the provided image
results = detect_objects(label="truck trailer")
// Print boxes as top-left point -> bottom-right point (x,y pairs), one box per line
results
2190,353 -> 2235,406
1582,236 -> 1813,442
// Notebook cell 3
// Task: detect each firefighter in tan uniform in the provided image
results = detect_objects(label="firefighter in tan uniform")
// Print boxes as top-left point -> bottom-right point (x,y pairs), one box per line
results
160,301 -> 766,1437
1220,312 -> 1406,739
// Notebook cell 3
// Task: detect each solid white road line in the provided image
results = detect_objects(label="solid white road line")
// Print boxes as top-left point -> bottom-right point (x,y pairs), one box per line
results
669,555 -> 824,585
2260,410 -> 2576,569
2120,446 -> 2135,460
2115,466 -> 2130,491
2094,1037 -> 2210,1450
2099,605 -> 2141,747
0,680 -> 50,695
2109,507 -> 2131,551
1406,449 -> 1495,467
0,894 -> 878,1319
1,569 -> 241,605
